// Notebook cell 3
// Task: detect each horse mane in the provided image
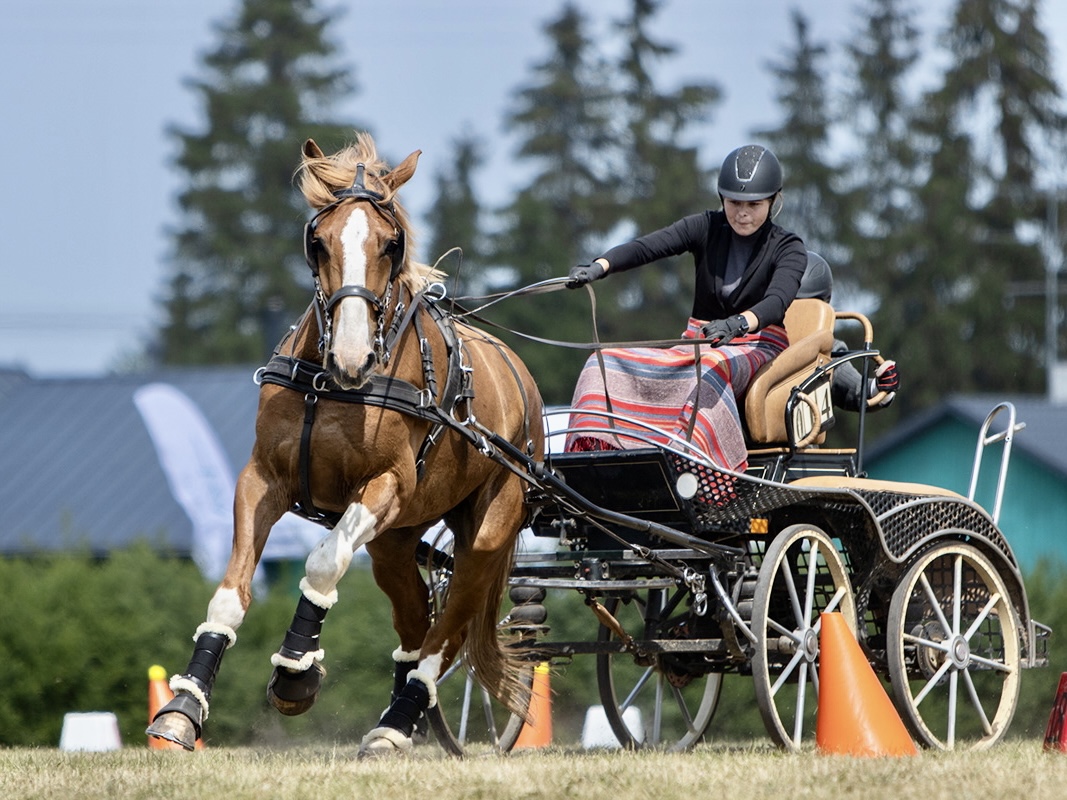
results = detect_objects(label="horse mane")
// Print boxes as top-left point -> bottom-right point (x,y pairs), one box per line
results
295,131 -> 442,290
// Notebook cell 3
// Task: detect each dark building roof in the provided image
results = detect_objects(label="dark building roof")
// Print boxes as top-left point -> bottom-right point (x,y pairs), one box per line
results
867,394 -> 1067,478
0,366 -> 261,558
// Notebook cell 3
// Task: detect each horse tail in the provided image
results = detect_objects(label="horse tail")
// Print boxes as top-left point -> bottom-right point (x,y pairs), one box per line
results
458,538 -> 532,720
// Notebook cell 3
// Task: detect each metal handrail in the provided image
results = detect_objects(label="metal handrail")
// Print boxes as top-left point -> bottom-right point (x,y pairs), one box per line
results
968,402 -> 1026,524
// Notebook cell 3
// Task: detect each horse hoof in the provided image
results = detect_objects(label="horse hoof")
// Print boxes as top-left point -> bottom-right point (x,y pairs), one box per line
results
358,726 -> 414,759
266,661 -> 326,716
146,711 -> 198,752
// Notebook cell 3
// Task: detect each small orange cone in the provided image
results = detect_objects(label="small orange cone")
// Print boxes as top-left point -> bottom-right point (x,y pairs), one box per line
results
1043,673 -> 1067,752
148,665 -> 204,750
816,612 -> 917,757
514,662 -> 552,748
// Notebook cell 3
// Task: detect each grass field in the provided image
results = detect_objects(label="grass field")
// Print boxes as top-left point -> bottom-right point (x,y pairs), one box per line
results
4,740 -> 1067,800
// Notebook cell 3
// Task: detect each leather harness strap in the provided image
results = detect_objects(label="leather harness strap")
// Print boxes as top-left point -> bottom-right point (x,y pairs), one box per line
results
258,292 -> 472,523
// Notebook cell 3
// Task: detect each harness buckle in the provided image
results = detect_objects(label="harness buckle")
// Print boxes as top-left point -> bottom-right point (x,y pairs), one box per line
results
253,367 -> 266,386
416,388 -> 434,409
312,372 -> 330,392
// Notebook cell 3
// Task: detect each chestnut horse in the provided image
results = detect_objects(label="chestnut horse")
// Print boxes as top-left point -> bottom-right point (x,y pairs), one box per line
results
147,133 -> 544,756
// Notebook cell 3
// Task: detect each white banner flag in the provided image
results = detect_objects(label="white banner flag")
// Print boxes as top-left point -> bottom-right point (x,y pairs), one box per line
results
133,382 -> 320,581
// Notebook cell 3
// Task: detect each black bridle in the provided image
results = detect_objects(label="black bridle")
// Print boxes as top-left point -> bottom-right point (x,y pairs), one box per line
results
303,163 -> 408,360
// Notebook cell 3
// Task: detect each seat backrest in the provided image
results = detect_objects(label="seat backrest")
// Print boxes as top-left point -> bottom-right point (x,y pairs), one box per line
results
744,298 -> 835,446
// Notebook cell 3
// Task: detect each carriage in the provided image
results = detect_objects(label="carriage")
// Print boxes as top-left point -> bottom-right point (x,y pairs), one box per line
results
421,297 -> 1049,754
147,134 -> 1048,757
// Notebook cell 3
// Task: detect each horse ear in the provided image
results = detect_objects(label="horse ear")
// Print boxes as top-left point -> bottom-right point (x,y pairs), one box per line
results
303,139 -> 325,160
383,150 -> 421,192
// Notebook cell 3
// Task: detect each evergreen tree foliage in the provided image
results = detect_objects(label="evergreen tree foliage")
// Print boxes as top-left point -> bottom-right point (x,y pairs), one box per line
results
754,11 -> 847,266
609,0 -> 722,337
871,0 -> 1066,412
839,0 -> 923,307
423,129 -> 490,297
490,3 -> 625,403
156,0 -> 359,366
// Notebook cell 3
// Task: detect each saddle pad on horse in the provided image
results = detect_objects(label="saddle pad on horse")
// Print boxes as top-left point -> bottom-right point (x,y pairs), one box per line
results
565,319 -> 787,471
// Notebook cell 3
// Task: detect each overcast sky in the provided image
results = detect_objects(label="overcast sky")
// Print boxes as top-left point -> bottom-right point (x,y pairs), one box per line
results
4,0 -> 1067,376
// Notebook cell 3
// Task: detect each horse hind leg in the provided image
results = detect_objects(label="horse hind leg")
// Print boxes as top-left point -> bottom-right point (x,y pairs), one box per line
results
359,479 -> 527,758
267,501 -> 379,715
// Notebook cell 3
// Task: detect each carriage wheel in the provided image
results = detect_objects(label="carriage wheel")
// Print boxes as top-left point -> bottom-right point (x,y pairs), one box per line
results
426,656 -> 534,756
595,589 -> 723,751
420,535 -> 534,756
751,523 -> 856,751
886,542 -> 1020,750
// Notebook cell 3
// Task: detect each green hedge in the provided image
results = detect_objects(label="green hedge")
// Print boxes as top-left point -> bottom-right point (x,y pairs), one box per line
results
1,545 -> 1063,748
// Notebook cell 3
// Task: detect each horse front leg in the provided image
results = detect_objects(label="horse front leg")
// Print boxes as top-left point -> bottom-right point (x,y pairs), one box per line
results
147,461 -> 280,750
266,487 -> 394,716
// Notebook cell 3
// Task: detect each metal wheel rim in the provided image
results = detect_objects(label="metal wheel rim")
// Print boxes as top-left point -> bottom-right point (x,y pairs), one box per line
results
887,542 -> 1020,750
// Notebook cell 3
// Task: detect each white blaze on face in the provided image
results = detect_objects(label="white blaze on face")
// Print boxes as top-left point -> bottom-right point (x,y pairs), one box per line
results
330,207 -> 375,375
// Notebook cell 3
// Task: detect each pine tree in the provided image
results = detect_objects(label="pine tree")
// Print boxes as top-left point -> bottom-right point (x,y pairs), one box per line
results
839,0 -> 923,309
878,0 -> 1067,410
490,3 -> 624,403
423,129 -> 490,297
609,0 -> 722,336
754,11 -> 846,264
156,0 -> 359,365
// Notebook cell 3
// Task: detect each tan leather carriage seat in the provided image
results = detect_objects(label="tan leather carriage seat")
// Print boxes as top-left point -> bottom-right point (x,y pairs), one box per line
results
744,298 -> 836,446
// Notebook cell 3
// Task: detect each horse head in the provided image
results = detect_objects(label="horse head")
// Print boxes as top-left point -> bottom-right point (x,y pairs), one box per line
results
299,134 -> 421,389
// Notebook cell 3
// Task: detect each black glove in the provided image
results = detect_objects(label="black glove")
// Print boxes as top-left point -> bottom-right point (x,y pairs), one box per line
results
700,315 -> 749,347
566,262 -> 607,289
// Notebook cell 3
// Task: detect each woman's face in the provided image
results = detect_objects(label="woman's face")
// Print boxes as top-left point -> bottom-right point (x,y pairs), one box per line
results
723,197 -> 772,237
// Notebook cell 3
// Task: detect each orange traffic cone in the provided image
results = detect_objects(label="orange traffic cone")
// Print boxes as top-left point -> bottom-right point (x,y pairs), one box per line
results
816,612 -> 917,757
148,665 -> 204,750
513,662 -> 553,748
1043,673 -> 1067,752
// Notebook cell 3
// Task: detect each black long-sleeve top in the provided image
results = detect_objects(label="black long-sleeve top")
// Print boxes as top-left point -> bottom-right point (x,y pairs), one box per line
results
598,210 -> 807,328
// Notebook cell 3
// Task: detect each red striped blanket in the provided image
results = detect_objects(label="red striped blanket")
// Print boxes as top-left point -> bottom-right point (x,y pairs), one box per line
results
565,319 -> 788,471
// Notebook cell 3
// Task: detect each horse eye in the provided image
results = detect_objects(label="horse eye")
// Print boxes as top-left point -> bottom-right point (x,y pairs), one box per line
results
384,240 -> 399,257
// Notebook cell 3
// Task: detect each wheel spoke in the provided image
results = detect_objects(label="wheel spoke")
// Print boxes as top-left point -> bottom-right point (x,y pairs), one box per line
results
947,669 -> 959,748
803,539 -> 821,623
458,674 -> 474,742
822,586 -> 848,616
771,646 -> 808,695
480,685 -> 498,740
669,683 -> 698,735
902,631 -> 952,654
962,594 -> 1001,641
619,665 -> 655,714
912,657 -> 954,706
791,662 -> 809,747
968,652 -> 1014,673
652,673 -> 664,744
961,667 -> 994,735
952,555 -> 963,634
780,556 -> 804,627
919,573 -> 953,634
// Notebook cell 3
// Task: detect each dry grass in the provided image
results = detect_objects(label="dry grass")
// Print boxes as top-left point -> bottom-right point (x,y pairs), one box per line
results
3,741 -> 1067,800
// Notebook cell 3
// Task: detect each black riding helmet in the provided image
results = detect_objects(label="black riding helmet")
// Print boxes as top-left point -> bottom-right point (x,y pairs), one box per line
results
717,145 -> 783,201
797,251 -> 833,301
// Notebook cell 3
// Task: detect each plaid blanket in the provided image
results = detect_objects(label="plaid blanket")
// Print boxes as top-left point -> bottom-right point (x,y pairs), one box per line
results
565,319 -> 788,471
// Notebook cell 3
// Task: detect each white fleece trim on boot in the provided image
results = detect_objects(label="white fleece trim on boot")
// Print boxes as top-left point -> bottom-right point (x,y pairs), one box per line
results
193,622 -> 238,648
270,649 -> 325,672
360,725 -> 414,754
407,669 -> 438,710
392,647 -> 420,663
298,577 -> 338,610
170,676 -> 210,721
